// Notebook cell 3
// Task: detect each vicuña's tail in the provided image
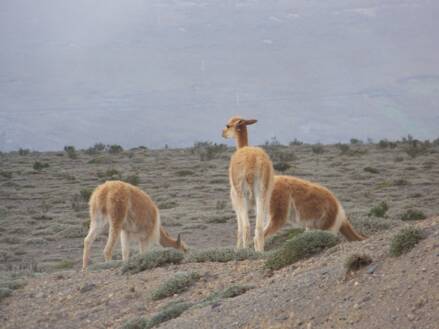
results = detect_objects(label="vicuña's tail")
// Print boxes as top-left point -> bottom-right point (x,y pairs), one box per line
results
339,220 -> 367,241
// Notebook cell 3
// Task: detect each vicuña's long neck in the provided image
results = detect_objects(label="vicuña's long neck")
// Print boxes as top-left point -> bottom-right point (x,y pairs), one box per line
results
236,127 -> 249,149
160,226 -> 178,249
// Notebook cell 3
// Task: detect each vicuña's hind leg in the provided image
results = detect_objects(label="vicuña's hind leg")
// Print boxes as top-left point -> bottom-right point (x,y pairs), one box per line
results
120,230 -> 130,261
82,214 -> 105,271
231,188 -> 249,249
104,222 -> 122,262
254,191 -> 270,252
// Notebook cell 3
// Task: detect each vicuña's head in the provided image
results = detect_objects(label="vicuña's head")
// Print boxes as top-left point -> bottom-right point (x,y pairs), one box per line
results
222,116 -> 257,139
176,233 -> 189,253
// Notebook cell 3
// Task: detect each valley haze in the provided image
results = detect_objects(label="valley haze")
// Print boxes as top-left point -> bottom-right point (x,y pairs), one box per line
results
0,0 -> 438,151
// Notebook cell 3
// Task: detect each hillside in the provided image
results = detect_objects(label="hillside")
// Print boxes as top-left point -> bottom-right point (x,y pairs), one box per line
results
0,141 -> 438,328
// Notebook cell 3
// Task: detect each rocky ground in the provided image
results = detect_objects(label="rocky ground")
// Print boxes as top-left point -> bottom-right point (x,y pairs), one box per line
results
0,141 -> 438,328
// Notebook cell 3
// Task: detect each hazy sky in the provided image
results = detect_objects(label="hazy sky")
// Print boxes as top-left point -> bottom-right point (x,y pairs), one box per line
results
0,0 -> 438,151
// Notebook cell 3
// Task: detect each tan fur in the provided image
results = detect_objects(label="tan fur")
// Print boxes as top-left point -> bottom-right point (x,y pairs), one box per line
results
264,176 -> 366,241
82,180 -> 187,271
223,116 -> 274,251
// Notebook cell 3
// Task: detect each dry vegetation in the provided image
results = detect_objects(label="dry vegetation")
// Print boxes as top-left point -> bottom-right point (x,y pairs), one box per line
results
0,139 -> 438,328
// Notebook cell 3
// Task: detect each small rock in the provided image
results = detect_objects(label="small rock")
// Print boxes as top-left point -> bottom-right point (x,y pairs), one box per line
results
407,313 -> 415,321
79,283 -> 96,293
35,292 -> 45,298
367,264 -> 377,274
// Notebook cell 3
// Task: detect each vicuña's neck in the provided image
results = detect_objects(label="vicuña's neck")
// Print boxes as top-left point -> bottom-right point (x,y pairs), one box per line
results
236,127 -> 249,149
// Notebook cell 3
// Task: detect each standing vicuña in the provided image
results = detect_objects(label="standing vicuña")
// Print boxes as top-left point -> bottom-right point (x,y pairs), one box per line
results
82,180 -> 187,271
222,117 -> 274,251
264,175 -> 367,241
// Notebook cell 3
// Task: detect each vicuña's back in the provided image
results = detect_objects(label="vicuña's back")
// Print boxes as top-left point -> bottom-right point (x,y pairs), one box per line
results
229,146 -> 273,198
83,180 -> 187,271
223,117 -> 274,251
264,175 -> 366,241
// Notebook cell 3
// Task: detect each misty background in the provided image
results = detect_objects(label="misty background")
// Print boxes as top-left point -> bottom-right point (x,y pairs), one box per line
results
0,0 -> 438,151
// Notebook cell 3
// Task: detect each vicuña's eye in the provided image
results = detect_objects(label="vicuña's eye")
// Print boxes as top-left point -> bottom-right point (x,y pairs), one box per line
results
226,125 -> 230,128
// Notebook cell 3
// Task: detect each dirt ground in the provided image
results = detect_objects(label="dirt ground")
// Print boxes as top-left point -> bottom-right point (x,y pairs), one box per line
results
0,142 -> 438,328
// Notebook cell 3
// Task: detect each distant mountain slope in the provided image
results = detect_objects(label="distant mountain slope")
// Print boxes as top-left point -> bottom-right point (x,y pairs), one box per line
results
0,0 -> 438,150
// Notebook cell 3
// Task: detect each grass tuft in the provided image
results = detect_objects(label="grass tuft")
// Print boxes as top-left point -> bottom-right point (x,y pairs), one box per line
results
198,285 -> 254,308
186,247 -> 261,263
264,228 -> 304,251
265,231 -> 338,270
363,166 -> 379,174
122,300 -> 192,329
400,209 -> 426,221
151,272 -> 200,300
368,201 -> 389,218
121,249 -> 184,274
350,217 -> 394,235
0,288 -> 12,302
390,227 -> 424,257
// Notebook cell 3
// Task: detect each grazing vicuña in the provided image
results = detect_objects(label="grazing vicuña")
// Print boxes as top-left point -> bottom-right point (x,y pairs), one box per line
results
82,180 -> 187,270
264,175 -> 366,241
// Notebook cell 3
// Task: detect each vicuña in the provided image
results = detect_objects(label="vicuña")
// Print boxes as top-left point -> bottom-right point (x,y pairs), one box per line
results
82,180 -> 187,271
222,116 -> 274,252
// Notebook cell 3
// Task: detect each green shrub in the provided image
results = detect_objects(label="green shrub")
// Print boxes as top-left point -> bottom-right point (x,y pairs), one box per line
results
344,253 -> 372,272
108,144 -> 124,154
122,301 -> 192,329
151,272 -> 200,300
350,138 -> 363,145
336,143 -> 350,154
198,285 -> 254,308
186,247 -> 261,263
389,227 -> 424,257
54,259 -> 75,270
400,209 -> 426,221
18,148 -> 30,156
215,200 -> 227,210
368,201 -> 389,218
123,175 -> 140,186
378,139 -> 397,149
0,288 -> 12,302
89,260 -> 123,271
64,145 -> 77,159
350,216 -> 394,235
97,169 -> 121,179
264,228 -> 304,251
363,167 -> 379,174
393,179 -> 409,186
158,201 -> 178,210
289,138 -> 303,146
33,161 -> 49,171
121,249 -> 184,274
265,231 -> 338,270
404,143 -> 427,158
206,215 -> 229,224
85,143 -> 106,155
311,144 -> 324,154
268,149 -> 296,163
192,141 -> 227,161
0,171 -> 13,179
175,170 -> 195,177
80,188 -> 93,202
273,162 -> 291,172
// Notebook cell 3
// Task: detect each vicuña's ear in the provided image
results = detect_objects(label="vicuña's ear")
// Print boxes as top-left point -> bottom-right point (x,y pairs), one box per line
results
243,119 -> 257,125
176,233 -> 181,247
